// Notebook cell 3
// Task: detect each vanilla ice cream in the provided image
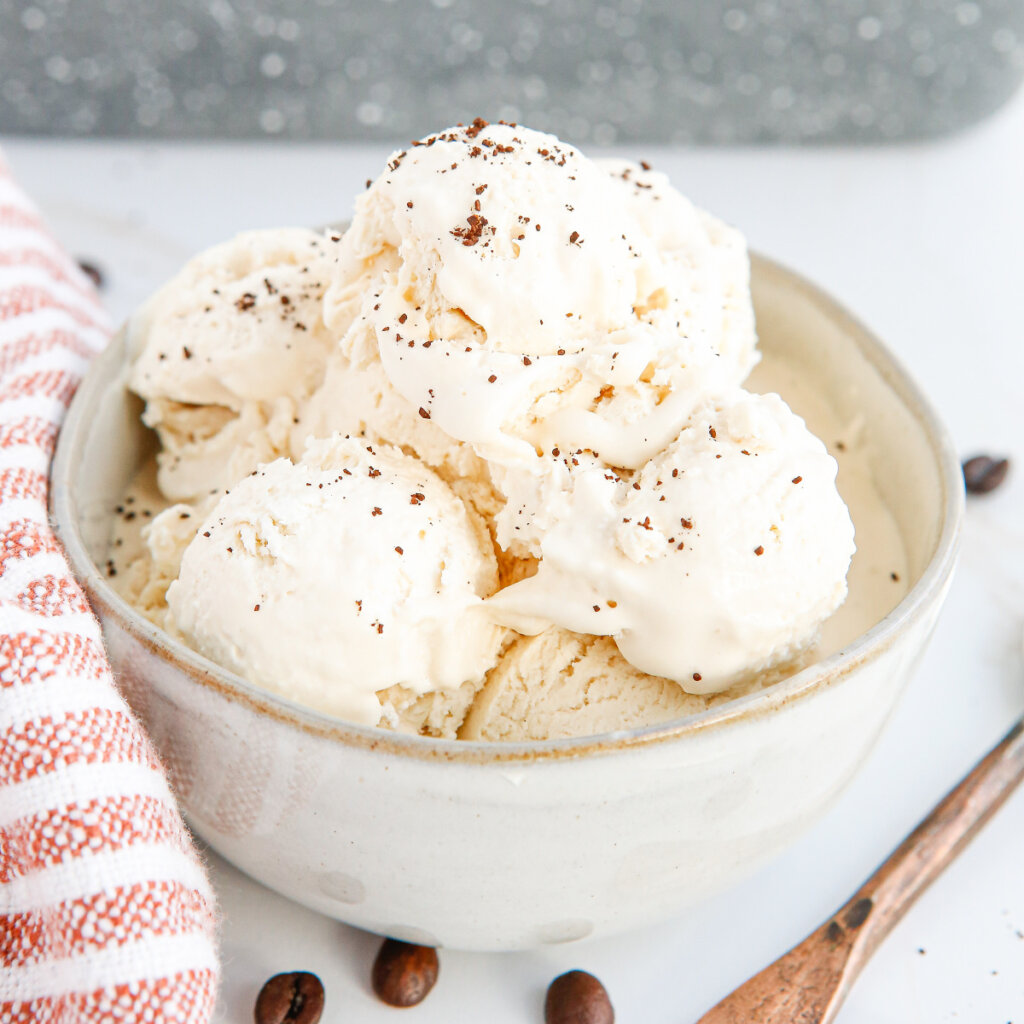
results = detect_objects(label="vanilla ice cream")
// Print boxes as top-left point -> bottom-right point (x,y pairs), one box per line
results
460,630 -> 720,742
326,120 -> 758,555
167,435 -> 504,725
110,117 -> 873,741
129,228 -> 337,501
487,391 -> 855,690
459,629 -> 817,742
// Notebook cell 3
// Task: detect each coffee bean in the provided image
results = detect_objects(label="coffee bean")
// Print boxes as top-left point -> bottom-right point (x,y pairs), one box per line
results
545,970 -> 614,1024
76,259 -> 105,290
254,971 -> 324,1024
962,455 -> 1009,495
371,938 -> 439,1007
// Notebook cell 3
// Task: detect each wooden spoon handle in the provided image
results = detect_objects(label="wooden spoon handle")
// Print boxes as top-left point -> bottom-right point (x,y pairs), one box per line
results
841,718 -> 1024,972
695,718 -> 1024,1024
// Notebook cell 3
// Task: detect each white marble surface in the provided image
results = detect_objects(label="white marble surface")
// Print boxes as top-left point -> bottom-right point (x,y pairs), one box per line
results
6,88 -> 1024,1022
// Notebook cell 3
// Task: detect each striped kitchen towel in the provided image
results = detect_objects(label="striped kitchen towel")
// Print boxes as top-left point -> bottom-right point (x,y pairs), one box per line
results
0,153 -> 219,1021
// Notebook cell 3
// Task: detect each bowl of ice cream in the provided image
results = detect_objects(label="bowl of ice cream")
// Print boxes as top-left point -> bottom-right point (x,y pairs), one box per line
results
51,121 -> 962,951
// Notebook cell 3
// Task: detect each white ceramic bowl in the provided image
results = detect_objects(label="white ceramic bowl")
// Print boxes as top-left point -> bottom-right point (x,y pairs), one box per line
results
51,255 -> 963,951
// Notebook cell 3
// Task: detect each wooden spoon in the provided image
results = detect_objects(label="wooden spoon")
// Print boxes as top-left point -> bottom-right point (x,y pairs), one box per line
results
696,718 -> 1024,1024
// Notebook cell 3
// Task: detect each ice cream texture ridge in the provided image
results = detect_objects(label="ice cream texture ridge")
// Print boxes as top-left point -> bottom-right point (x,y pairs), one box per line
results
110,117 -> 878,740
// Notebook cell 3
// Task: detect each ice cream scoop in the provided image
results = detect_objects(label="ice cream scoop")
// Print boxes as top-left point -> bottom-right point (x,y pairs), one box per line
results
487,391 -> 856,691
326,120 -> 756,475
129,228 -> 336,501
115,118 -> 859,735
167,434 -> 505,725
459,629 -> 769,742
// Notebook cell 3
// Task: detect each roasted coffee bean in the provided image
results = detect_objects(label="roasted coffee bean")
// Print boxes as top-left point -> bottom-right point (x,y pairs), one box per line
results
962,455 -> 1010,495
371,938 -> 439,1007
76,259 -> 105,290
545,969 -> 614,1024
254,971 -> 324,1024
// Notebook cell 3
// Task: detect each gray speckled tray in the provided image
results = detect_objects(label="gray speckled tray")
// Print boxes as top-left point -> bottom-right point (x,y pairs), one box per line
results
3,0 -> 1023,144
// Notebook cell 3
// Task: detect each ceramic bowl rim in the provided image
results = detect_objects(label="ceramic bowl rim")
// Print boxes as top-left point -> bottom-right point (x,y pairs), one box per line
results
50,252 -> 964,765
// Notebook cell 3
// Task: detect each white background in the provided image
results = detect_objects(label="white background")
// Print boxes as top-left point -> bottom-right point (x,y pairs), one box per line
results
5,85 -> 1023,1022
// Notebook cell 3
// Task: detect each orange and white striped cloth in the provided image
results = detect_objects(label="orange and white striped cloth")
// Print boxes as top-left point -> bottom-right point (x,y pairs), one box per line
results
0,153 -> 218,1021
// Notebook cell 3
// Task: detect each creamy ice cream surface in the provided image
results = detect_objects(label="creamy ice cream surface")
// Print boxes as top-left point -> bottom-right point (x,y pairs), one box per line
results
486,391 -> 855,690
129,228 -> 337,501
459,629 -> 816,742
167,435 -> 504,725
326,120 -> 759,555
110,118 -> 879,741
461,630 -> 728,742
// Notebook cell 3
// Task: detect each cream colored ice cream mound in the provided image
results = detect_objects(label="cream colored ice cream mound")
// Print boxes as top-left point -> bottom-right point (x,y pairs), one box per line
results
460,630 -> 715,741
487,390 -> 856,692
167,434 -> 505,726
112,119 -> 862,740
129,228 -> 337,501
460,629 -> 817,742
596,158 -> 757,388
325,120 -> 757,479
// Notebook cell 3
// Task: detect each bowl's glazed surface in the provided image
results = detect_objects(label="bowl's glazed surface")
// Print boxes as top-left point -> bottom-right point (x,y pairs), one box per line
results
51,255 -> 963,950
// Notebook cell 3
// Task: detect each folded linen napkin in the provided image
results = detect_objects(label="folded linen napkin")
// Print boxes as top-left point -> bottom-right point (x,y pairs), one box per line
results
0,152 -> 218,1022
